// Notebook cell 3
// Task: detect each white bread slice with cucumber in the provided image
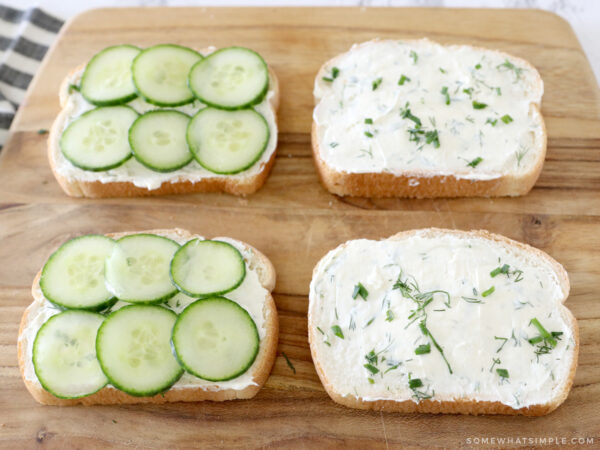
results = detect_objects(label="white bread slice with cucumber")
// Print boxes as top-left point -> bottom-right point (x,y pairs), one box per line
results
48,46 -> 279,198
308,228 -> 578,415
312,39 -> 546,198
18,228 -> 278,405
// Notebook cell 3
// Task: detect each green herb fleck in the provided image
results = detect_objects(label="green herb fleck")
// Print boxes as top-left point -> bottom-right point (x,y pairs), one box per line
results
385,309 -> 394,322
322,66 -> 340,82
409,378 -> 423,389
497,59 -> 524,82
409,50 -> 418,64
316,326 -> 325,335
475,63 -> 482,70
485,118 -> 498,126
496,368 -> 509,379
439,67 -> 447,74
482,286 -> 495,297
415,344 -> 431,355
37,129 -> 48,135
398,74 -> 410,85
352,282 -> 369,301
494,336 -> 508,353
368,377 -> 375,384
472,100 -> 488,110
364,317 -> 375,328
425,130 -> 440,148
490,264 -> 510,277
365,118 -> 373,124
329,142 -> 339,148
467,157 -> 483,168
364,363 -> 380,375
68,83 -> 80,93
282,352 -> 296,374
463,88 -> 473,98
441,86 -> 450,105
501,114 -> 513,124
372,77 -> 383,91
331,325 -> 344,339
419,321 -> 452,374
364,131 -> 374,138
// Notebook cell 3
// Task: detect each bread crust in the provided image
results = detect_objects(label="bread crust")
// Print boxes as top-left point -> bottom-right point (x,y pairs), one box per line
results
18,228 -> 278,406
312,39 -> 547,198
49,56 -> 280,198
308,228 -> 578,416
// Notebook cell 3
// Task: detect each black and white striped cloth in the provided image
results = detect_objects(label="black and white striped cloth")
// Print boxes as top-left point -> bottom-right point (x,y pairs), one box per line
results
0,4 -> 63,148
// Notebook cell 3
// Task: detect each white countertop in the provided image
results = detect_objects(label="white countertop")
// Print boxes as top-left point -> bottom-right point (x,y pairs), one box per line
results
5,0 -> 600,84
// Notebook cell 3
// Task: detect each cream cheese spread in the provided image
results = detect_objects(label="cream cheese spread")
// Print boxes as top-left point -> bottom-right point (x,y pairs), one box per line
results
52,48 -> 278,190
313,39 -> 544,180
309,231 -> 575,409
20,232 -> 271,392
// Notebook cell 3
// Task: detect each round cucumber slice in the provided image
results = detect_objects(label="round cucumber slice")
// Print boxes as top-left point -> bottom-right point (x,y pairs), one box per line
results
33,310 -> 108,399
60,106 -> 138,171
96,305 -> 183,396
170,239 -> 246,297
79,45 -> 140,106
129,110 -> 192,172
186,107 -> 269,174
172,297 -> 259,381
104,234 -> 180,304
40,235 -> 117,310
188,46 -> 268,110
132,44 -> 202,107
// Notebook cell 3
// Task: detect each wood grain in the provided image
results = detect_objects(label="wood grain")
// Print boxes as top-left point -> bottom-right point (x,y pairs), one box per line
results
0,7 -> 599,448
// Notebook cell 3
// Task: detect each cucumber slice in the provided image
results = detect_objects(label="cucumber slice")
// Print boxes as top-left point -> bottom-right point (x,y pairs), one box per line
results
132,44 -> 202,107
188,46 -> 268,110
104,234 -> 180,304
186,108 -> 269,174
40,235 -> 117,310
129,110 -> 192,172
79,45 -> 140,106
96,305 -> 183,396
172,297 -> 259,381
33,310 -> 108,399
170,239 -> 246,297
60,106 -> 138,171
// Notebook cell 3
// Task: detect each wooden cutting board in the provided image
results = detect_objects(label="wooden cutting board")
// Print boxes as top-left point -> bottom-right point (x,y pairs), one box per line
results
1,7 -> 599,448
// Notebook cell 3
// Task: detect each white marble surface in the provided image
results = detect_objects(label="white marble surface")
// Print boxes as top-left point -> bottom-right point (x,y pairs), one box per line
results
5,0 -> 599,84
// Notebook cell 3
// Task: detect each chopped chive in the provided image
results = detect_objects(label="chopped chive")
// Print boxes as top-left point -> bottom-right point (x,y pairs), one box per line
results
485,118 -> 498,126
415,344 -> 431,355
332,67 -> 340,79
528,336 -> 544,345
490,264 -> 510,277
472,101 -> 488,110
439,67 -> 447,74
329,142 -> 339,148
496,368 -> 509,379
331,325 -> 344,339
368,377 -> 375,384
425,130 -> 440,148
501,114 -> 513,124
281,352 -> 296,374
398,74 -> 410,85
322,77 -> 333,82
482,286 -> 495,297
364,363 -> 380,375
364,118 -> 373,124
364,131 -> 374,138
496,87 -> 502,96
475,63 -> 482,70
372,77 -> 383,90
385,309 -> 394,322
409,50 -> 418,64
364,317 -> 375,328
441,86 -> 450,105
316,326 -> 325,335
530,318 -> 556,347
68,83 -> 80,93
352,282 -> 369,300
463,87 -> 473,97
408,378 -> 423,389
467,157 -> 483,168
365,350 -> 377,365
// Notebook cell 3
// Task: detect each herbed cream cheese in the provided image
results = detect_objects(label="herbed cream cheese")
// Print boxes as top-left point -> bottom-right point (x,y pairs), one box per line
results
309,231 -> 575,409
52,50 -> 278,190
20,232 -> 271,392
313,39 -> 544,180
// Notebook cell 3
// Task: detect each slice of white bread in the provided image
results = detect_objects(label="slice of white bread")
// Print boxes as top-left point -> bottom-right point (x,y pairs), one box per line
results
308,228 -> 578,415
312,39 -> 546,198
18,228 -> 278,405
49,48 -> 280,198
